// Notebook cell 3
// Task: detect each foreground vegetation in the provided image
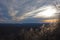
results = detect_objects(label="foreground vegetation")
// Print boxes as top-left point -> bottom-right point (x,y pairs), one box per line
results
0,23 -> 60,40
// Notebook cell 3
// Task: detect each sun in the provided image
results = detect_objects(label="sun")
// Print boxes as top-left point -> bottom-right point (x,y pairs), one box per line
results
41,6 -> 57,17
33,6 -> 57,18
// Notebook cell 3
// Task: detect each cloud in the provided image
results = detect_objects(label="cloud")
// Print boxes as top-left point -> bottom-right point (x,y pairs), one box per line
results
12,5 -> 57,22
9,0 -> 60,22
0,0 -> 60,23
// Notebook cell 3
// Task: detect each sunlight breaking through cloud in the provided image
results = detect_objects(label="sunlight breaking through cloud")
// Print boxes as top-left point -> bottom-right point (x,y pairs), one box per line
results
15,5 -> 57,21
33,6 -> 57,18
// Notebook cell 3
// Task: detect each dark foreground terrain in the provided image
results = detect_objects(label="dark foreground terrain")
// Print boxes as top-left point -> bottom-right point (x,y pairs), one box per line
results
0,23 -> 60,40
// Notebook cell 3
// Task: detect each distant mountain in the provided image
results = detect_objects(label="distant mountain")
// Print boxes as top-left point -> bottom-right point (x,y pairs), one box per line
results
0,23 -> 49,28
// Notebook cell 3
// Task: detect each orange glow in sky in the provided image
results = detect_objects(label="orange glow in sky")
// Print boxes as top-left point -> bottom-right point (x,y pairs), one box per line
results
42,19 -> 58,23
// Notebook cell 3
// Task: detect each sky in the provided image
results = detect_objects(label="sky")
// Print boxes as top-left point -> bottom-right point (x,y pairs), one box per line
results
0,0 -> 60,23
